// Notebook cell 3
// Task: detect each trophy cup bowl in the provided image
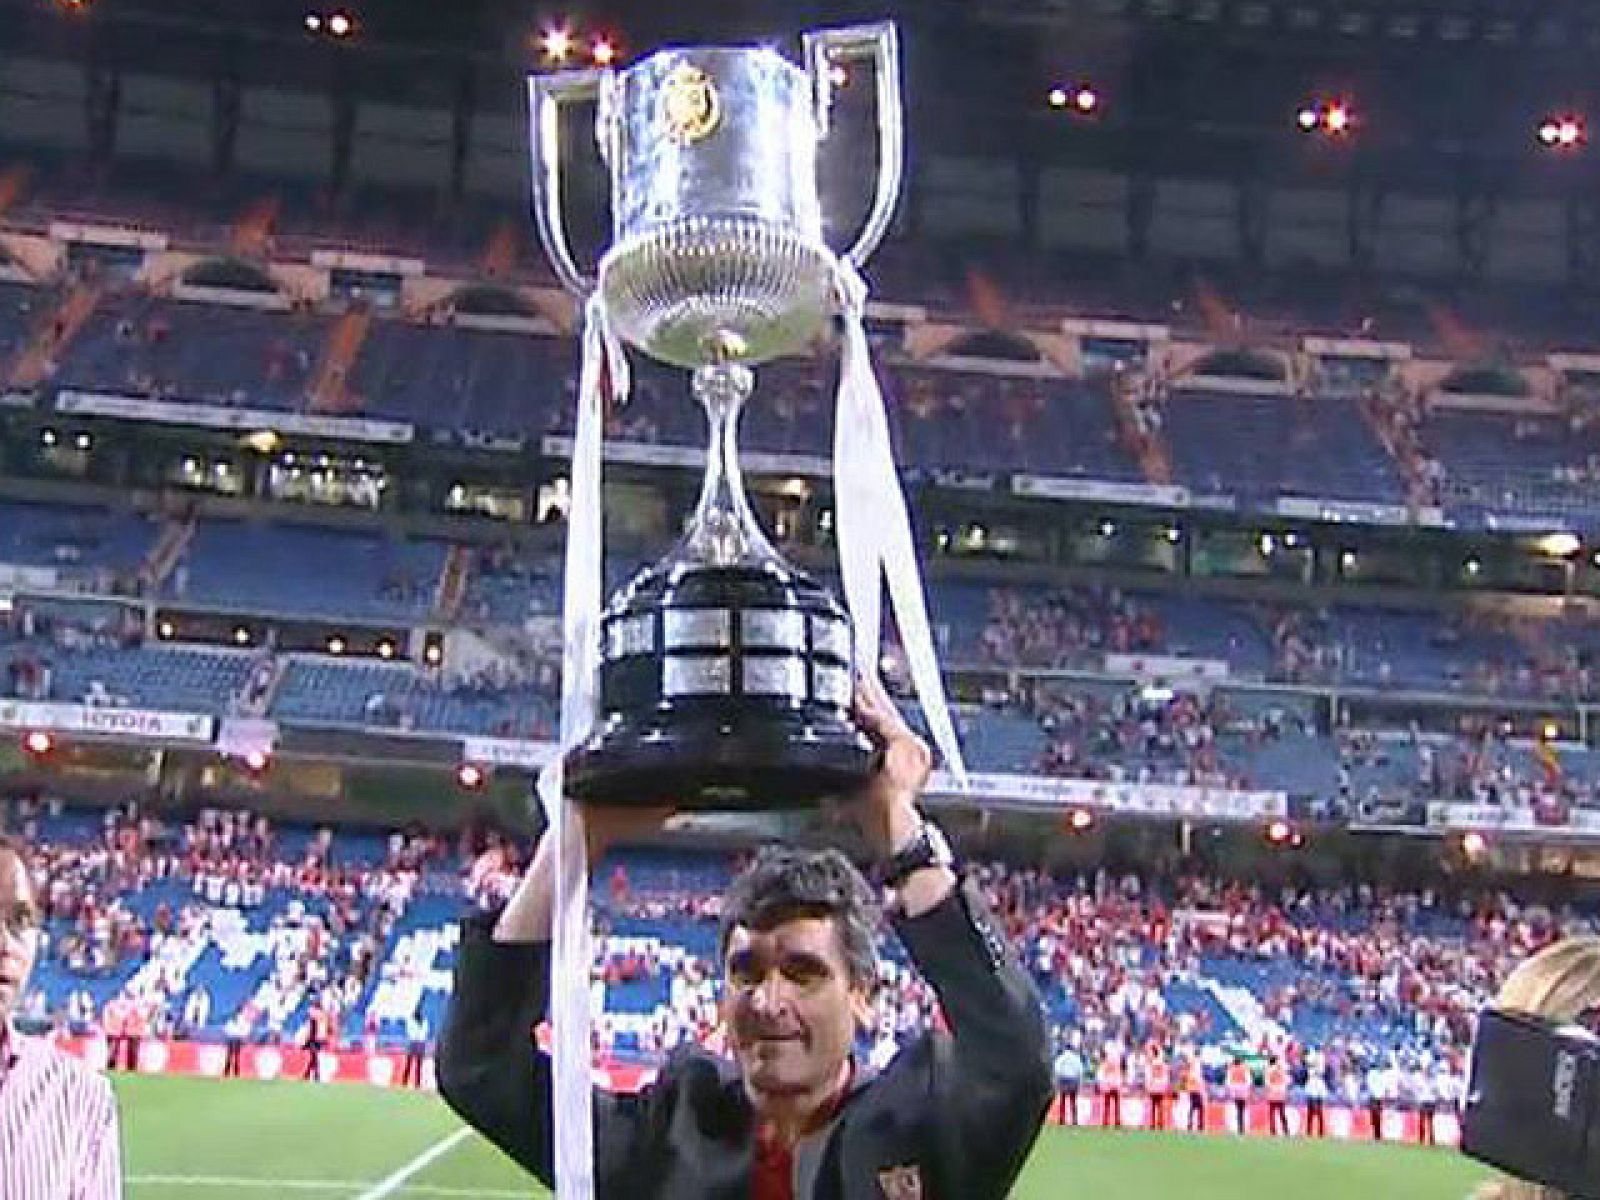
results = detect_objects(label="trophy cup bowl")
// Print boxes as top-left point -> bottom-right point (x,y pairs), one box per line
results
530,23 -> 905,809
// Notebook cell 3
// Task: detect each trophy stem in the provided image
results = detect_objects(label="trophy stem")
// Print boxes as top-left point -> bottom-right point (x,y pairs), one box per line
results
680,364 -> 780,568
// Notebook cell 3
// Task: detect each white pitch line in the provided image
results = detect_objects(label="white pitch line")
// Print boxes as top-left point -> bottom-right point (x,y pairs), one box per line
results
352,1126 -> 476,1200
127,1170 -> 525,1198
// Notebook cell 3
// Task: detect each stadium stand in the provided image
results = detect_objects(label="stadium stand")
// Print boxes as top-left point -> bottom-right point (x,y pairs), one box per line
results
167,521 -> 449,623
15,796 -> 1550,1114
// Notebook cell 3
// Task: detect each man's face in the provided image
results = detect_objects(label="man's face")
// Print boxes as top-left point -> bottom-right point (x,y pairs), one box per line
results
721,915 -> 872,1109
0,848 -> 39,1023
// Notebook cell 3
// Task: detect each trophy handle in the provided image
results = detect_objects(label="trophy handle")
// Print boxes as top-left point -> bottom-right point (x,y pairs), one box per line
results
527,68 -> 615,297
803,21 -> 904,270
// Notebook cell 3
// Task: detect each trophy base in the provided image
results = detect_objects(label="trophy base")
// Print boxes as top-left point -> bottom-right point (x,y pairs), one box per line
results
565,702 -> 876,810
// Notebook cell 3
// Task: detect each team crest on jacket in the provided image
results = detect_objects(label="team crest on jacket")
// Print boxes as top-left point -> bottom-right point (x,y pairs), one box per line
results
876,1164 -> 923,1200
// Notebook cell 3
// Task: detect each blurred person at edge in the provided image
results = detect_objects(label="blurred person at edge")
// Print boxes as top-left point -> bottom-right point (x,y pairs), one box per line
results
0,833 -> 123,1200
437,676 -> 1054,1199
1469,937 -> 1600,1200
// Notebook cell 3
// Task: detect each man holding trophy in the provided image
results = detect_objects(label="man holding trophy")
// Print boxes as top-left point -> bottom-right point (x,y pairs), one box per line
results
438,676 -> 1053,1198
438,19 -> 1052,1199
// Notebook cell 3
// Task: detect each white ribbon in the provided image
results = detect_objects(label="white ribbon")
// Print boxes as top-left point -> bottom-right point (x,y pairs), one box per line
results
832,261 -> 967,785
536,292 -> 626,1200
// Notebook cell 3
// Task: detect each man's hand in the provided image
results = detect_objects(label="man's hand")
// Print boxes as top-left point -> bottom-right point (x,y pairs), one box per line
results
493,803 -> 674,944
850,672 -> 932,860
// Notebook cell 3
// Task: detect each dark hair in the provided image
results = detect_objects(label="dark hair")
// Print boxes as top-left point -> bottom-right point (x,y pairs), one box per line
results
718,846 -> 880,990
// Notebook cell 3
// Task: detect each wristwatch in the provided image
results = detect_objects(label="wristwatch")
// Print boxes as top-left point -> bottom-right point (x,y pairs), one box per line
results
877,820 -> 955,889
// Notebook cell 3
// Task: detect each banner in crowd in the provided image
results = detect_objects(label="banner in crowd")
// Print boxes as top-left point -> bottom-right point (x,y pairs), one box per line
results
54,1037 -> 1457,1149
541,435 -> 831,480
926,770 -> 1289,821
0,563 -> 61,591
1047,1094 -> 1458,1146
460,735 -> 557,771
0,700 -> 215,743
53,1036 -> 652,1093
1102,653 -> 1231,682
56,389 -> 415,445
450,738 -> 1287,823
1426,801 -> 1596,835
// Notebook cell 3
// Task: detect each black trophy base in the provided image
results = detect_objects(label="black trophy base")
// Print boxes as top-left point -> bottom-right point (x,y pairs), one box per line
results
565,702 -> 876,810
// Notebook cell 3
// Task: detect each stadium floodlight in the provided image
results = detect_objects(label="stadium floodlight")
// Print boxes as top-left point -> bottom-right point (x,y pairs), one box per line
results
1538,116 -> 1585,150
1068,807 -> 1095,832
1298,101 -> 1355,137
592,37 -> 617,67
457,763 -> 487,790
243,749 -> 270,773
1164,526 -> 1182,543
233,626 -> 252,646
1266,819 -> 1293,845
377,639 -> 396,660
1464,556 -> 1482,577
327,11 -> 353,36
22,730 -> 53,758
327,636 -> 347,655
1098,519 -> 1116,536
40,429 -> 57,447
304,12 -> 322,31
1073,86 -> 1099,114
157,621 -> 175,639
1539,531 -> 1581,557
1047,87 -> 1069,109
74,432 -> 91,450
1461,830 -> 1488,859
541,25 -> 574,63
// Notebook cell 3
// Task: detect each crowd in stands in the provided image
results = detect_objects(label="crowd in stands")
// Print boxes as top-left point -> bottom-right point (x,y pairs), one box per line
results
17,795 -> 1591,1122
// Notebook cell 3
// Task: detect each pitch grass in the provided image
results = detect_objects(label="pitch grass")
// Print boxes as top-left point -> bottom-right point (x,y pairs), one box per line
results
117,1074 -> 1498,1199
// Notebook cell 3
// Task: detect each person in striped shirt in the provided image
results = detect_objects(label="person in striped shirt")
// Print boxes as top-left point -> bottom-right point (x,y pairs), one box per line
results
0,833 -> 123,1200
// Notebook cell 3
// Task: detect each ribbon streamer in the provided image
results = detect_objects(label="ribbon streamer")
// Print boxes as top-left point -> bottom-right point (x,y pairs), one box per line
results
833,261 -> 968,785
536,293 -> 626,1200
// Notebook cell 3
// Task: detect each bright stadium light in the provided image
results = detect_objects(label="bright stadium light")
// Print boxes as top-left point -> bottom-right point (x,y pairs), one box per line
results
591,36 -> 617,67
1540,531 -> 1582,558
1068,807 -> 1095,832
541,25 -> 574,63
1324,103 -> 1352,135
244,749 -> 270,773
1296,106 -> 1320,131
327,11 -> 353,36
1073,86 -> 1099,114
1539,115 -> 1585,150
304,12 -> 322,31
1047,86 -> 1069,109
457,763 -> 487,790
23,730 -> 54,757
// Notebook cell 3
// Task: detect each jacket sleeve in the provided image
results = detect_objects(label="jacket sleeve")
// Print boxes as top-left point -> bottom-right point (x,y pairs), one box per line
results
891,876 -> 1054,1198
435,913 -> 669,1193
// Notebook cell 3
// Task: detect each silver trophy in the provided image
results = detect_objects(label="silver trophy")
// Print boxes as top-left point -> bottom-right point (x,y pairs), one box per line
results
530,23 -> 904,810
